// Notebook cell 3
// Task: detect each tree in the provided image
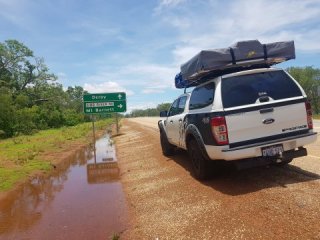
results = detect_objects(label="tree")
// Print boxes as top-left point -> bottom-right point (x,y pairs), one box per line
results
0,39 -> 89,137
0,40 -> 56,94
157,103 -> 171,112
287,66 -> 320,114
66,86 -> 88,112
0,40 -> 33,89
0,91 -> 16,137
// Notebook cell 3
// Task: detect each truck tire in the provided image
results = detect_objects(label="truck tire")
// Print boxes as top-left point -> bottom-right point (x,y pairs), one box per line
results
187,139 -> 210,180
160,131 -> 175,156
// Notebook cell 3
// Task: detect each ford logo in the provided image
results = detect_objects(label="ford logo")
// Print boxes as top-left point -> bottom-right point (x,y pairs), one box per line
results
263,118 -> 275,124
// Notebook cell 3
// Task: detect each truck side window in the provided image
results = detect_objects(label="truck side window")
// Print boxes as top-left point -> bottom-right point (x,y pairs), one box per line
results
177,96 -> 187,114
168,99 -> 179,116
189,82 -> 215,110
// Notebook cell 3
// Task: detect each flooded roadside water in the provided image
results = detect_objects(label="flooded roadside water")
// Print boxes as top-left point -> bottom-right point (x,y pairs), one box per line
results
0,134 -> 128,240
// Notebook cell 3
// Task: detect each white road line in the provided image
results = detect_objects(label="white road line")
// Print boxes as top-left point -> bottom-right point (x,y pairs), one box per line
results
308,154 -> 320,159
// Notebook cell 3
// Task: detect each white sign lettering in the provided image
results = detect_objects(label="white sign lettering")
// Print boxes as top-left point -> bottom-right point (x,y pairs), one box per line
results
92,96 -> 107,100
86,102 -> 114,107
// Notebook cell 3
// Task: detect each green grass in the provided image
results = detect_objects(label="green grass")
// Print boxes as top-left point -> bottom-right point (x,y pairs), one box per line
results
0,119 -> 113,192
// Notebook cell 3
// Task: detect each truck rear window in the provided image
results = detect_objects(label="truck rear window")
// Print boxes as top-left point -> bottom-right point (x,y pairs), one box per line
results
221,70 -> 302,108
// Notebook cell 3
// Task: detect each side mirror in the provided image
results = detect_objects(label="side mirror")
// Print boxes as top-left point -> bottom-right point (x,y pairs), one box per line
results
160,110 -> 168,117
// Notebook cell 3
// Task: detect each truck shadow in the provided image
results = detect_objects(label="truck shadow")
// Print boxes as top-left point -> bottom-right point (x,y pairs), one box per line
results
169,149 -> 320,196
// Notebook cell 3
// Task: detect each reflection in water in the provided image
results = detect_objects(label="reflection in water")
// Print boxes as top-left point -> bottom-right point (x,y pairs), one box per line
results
87,135 -> 120,183
87,162 -> 120,183
0,149 -> 82,235
0,134 -> 127,240
87,135 -> 120,184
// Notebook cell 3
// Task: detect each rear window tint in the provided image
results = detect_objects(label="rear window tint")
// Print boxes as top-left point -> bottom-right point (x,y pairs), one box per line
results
189,82 -> 215,110
221,70 -> 302,108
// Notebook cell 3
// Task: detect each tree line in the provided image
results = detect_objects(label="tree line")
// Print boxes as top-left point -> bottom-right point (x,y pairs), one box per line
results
126,103 -> 171,118
0,40 -> 89,138
287,66 -> 320,114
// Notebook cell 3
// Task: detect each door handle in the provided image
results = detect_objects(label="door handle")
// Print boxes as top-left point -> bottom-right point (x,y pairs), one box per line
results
179,119 -> 182,122
260,108 -> 274,114
170,120 -> 173,123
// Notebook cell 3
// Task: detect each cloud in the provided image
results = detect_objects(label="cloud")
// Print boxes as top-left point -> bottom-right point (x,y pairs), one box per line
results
154,0 -> 187,13
123,64 -> 177,86
82,63 -> 177,92
83,81 -> 134,95
162,0 -> 320,63
222,0 -> 320,33
142,86 -> 166,94
172,46 -> 202,65
56,72 -> 69,89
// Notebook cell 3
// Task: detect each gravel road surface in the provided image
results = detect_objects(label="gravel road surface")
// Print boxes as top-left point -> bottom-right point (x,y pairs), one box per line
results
117,117 -> 320,239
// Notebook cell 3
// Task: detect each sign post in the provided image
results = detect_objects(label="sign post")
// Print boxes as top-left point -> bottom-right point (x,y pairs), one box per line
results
115,113 -> 119,134
83,92 -> 127,160
91,115 -> 97,163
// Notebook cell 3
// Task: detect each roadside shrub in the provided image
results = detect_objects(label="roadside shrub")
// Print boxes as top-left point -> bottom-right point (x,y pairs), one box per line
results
63,109 -> 84,126
13,106 -> 39,135
46,109 -> 64,128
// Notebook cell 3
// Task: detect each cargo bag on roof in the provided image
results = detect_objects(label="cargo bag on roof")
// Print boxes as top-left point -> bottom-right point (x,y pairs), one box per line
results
175,40 -> 295,88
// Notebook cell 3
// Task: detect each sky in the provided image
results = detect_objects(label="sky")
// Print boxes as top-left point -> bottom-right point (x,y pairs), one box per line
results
1,0 -> 320,112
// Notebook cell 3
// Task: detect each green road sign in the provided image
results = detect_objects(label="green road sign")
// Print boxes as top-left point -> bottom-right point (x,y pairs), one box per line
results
83,92 -> 127,114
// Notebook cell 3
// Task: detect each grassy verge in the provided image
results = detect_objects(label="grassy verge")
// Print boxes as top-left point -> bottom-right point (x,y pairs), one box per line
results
0,119 -> 113,192
313,115 -> 320,120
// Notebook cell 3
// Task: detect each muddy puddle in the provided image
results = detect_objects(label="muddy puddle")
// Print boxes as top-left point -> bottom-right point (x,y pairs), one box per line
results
0,134 -> 128,240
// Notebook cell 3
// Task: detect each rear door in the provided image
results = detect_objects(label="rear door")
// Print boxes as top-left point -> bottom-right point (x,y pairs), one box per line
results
221,69 -> 308,148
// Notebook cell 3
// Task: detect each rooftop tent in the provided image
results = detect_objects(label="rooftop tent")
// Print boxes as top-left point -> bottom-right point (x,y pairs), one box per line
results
175,40 -> 295,89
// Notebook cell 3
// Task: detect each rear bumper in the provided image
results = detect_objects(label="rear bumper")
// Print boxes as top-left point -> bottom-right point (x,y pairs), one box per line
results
205,132 -> 317,161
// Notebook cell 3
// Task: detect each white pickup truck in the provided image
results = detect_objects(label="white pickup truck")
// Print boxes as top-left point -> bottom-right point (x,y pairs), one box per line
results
158,68 -> 317,180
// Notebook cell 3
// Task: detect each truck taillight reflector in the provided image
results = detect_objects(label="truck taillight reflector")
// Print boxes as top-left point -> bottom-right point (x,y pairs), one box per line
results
305,101 -> 313,129
211,116 -> 229,145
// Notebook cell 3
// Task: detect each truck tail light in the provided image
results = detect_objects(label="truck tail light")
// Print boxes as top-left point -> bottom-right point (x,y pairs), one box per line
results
211,116 -> 229,145
305,101 -> 313,129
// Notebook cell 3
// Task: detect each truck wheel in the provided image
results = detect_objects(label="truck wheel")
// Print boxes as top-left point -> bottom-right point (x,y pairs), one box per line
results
187,139 -> 210,180
160,131 -> 175,156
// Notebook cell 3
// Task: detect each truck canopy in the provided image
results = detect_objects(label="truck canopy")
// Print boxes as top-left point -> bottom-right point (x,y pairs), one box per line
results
175,40 -> 295,89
